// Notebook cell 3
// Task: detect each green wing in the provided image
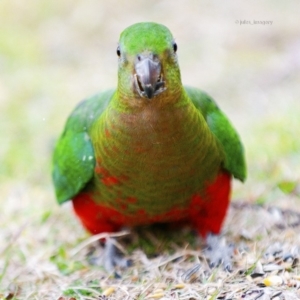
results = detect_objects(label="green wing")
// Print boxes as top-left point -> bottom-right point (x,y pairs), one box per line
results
185,86 -> 246,182
52,89 -> 115,204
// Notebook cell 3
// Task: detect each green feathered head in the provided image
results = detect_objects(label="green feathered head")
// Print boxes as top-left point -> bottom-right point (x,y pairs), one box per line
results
116,22 -> 182,105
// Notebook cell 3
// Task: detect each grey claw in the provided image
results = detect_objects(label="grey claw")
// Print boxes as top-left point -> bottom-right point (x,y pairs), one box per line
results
103,238 -> 131,272
87,237 -> 132,273
204,233 -> 234,271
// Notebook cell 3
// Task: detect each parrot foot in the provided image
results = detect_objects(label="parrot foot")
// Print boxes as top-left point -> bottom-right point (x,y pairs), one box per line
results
204,233 -> 234,271
103,238 -> 132,272
88,238 -> 132,274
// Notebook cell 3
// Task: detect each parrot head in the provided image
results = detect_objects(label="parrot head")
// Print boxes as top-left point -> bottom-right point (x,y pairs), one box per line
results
116,22 -> 182,104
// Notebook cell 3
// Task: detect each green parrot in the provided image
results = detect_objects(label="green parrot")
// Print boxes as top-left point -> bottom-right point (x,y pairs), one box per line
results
52,22 -> 246,270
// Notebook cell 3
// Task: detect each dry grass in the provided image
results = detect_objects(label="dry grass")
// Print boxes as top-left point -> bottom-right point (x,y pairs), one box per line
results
2,190 -> 300,299
1,0 -> 300,299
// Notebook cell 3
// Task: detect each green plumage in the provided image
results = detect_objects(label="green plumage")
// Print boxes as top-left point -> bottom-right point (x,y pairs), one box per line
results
53,89 -> 245,206
53,90 -> 114,203
185,87 -> 246,181
52,22 -> 246,219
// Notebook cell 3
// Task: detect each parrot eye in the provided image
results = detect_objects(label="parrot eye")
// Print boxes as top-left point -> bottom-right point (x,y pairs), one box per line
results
116,46 -> 121,57
173,42 -> 177,53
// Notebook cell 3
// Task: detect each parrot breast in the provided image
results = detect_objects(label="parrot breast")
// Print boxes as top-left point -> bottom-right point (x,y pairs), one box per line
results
87,97 -> 224,220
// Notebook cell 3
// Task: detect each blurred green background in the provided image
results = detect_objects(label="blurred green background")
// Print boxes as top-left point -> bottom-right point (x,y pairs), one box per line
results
1,0 -> 299,255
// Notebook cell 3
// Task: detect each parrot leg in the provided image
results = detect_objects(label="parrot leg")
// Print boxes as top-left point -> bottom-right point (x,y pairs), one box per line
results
204,233 -> 234,271
103,237 -> 132,272
88,238 -> 132,274
72,195 -> 132,273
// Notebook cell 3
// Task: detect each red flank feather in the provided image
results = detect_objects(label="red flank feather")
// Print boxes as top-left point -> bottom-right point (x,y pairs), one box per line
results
72,171 -> 231,237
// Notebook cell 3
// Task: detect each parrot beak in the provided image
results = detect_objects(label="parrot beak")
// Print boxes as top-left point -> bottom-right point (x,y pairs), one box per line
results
134,54 -> 166,99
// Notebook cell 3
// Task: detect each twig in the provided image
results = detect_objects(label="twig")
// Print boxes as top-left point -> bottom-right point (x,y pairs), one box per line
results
70,230 -> 130,256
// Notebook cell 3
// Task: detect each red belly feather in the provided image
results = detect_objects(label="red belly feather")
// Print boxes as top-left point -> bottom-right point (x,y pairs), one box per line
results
72,171 -> 231,237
